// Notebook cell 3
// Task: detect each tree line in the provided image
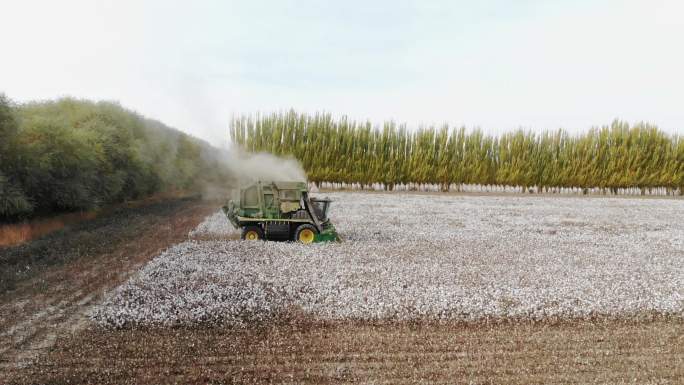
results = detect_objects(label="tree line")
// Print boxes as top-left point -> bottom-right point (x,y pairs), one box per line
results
231,111 -> 684,194
0,94 -> 230,221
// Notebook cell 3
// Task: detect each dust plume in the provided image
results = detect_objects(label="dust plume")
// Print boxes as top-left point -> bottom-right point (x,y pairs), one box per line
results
221,146 -> 307,183
199,144 -> 307,201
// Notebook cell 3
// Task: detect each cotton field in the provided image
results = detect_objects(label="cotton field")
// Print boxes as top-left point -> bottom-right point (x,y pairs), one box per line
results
91,193 -> 684,328
188,210 -> 238,240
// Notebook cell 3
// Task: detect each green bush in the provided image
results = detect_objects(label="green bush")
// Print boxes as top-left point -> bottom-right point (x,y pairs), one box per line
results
0,94 -> 227,221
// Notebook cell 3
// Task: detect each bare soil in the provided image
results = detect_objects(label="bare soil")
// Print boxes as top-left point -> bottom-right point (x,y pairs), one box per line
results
4,319 -> 683,384
0,198 -> 216,377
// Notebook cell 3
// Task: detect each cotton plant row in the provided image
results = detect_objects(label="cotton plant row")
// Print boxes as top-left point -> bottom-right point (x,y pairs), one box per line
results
91,193 -> 684,328
188,210 -> 239,239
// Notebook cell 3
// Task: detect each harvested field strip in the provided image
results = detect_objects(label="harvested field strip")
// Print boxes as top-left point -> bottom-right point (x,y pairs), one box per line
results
0,198 -> 216,373
0,197 -> 205,294
9,320 -> 684,384
0,191 -> 199,248
92,193 -> 684,327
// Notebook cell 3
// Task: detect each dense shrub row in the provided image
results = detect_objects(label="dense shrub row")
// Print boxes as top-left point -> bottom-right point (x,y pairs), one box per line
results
231,111 -> 684,193
0,94 -> 229,221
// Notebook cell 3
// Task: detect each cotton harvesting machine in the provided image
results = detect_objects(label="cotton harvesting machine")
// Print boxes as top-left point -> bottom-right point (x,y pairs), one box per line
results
223,181 -> 341,243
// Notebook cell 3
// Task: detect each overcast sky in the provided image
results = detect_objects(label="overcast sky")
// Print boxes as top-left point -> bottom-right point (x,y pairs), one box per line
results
2,0 -> 683,146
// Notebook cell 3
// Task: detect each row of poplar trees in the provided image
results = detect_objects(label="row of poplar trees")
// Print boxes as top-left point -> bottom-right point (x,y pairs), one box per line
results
231,111 -> 684,194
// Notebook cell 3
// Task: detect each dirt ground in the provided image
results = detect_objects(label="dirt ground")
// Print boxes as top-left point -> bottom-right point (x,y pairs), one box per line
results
0,198 -> 216,379
4,319 -> 683,384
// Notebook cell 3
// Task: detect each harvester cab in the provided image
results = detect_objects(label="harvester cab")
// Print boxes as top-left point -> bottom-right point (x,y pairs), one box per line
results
222,181 -> 340,243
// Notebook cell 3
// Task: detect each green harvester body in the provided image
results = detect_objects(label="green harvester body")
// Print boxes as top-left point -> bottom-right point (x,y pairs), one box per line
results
222,181 -> 341,243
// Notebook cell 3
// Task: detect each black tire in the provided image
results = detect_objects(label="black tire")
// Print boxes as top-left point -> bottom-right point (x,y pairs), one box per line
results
294,224 -> 318,244
241,225 -> 264,241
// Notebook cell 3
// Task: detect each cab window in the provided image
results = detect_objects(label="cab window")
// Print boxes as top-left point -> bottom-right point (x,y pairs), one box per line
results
279,189 -> 298,200
243,186 -> 259,206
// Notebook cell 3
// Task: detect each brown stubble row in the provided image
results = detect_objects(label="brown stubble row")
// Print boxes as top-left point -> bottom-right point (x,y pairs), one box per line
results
8,318 -> 683,385
0,198 -> 217,377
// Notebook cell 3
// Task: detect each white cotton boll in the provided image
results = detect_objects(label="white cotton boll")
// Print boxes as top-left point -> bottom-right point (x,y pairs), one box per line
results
189,211 -> 240,239
90,192 -> 684,328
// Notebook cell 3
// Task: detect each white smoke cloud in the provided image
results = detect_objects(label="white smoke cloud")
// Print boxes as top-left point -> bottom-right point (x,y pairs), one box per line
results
221,146 -> 307,183
199,144 -> 307,201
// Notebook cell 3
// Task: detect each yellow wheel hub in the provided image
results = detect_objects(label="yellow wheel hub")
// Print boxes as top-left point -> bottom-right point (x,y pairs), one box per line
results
298,229 -> 315,244
245,230 -> 259,240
